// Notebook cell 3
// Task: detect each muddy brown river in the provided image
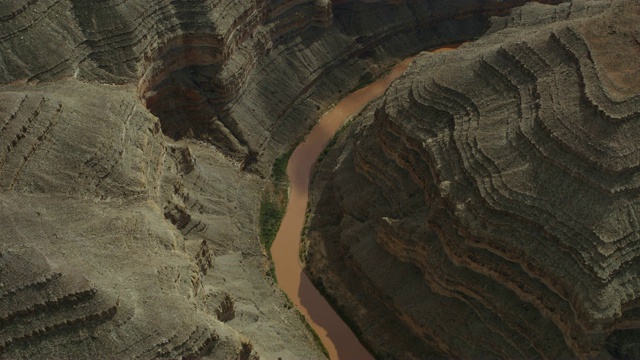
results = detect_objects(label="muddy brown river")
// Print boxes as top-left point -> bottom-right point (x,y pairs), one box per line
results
271,45 -> 460,360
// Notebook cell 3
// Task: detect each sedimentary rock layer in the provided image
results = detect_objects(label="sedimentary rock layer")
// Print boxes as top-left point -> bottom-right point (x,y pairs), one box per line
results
0,80 -> 273,359
306,0 -> 640,358
0,0 -> 580,358
0,0 -> 558,171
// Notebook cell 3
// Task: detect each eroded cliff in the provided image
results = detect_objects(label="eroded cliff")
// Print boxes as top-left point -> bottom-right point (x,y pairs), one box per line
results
0,0 -> 588,358
306,0 -> 640,358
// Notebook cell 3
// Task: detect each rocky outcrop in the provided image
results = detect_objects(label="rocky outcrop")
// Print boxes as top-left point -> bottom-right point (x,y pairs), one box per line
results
0,0 -> 588,358
0,0 -> 561,171
0,247 -> 118,354
306,0 -> 640,358
0,79 -> 273,359
0,246 -> 233,360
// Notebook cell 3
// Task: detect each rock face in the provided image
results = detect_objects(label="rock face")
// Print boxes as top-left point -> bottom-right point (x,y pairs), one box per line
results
0,80 -> 271,359
0,0 -> 558,171
0,247 -> 119,354
306,0 -> 640,358
0,0 -> 594,358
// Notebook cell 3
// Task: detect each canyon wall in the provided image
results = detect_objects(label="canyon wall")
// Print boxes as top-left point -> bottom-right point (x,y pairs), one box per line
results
0,0 -> 560,172
305,0 -> 640,358
0,0 -> 581,358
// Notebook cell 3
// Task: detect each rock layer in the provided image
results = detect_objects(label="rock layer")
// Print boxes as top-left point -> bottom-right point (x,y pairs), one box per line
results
306,0 -> 640,358
0,0 -> 584,358
0,80 -> 270,359
0,247 -> 118,354
0,0 -> 558,171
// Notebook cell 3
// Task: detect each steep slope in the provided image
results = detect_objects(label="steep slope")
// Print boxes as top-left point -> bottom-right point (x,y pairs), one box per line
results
0,80 -> 272,359
0,0 -> 563,171
305,0 -> 640,358
0,0 -> 573,358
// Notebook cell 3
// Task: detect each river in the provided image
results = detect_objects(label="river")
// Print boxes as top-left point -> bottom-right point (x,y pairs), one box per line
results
271,44 -> 461,360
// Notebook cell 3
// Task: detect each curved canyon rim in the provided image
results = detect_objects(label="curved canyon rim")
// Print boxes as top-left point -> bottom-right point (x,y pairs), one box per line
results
4,0 -> 640,358
271,44 -> 462,360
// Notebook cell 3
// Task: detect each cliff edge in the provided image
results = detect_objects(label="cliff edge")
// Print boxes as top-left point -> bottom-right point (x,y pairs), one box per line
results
306,0 -> 640,358
0,0 -> 577,358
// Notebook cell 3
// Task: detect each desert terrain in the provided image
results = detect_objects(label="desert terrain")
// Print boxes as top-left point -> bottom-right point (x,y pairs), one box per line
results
1,0 -> 639,359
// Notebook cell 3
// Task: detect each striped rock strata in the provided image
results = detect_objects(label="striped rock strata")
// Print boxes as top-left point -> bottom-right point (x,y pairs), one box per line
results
305,0 -> 640,358
0,81 -> 268,359
0,0 -> 563,172
0,0 -> 571,358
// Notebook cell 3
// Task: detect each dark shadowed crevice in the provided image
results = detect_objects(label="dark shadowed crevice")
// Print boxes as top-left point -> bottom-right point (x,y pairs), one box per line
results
138,36 -> 252,162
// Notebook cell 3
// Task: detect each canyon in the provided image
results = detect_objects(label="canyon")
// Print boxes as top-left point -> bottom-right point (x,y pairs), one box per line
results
0,0 -> 639,359
306,0 -> 640,358
271,56 -> 419,360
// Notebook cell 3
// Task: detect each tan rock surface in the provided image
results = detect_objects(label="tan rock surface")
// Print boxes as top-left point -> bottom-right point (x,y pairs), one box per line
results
0,79 -> 310,359
0,0 -> 582,358
306,0 -> 640,358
